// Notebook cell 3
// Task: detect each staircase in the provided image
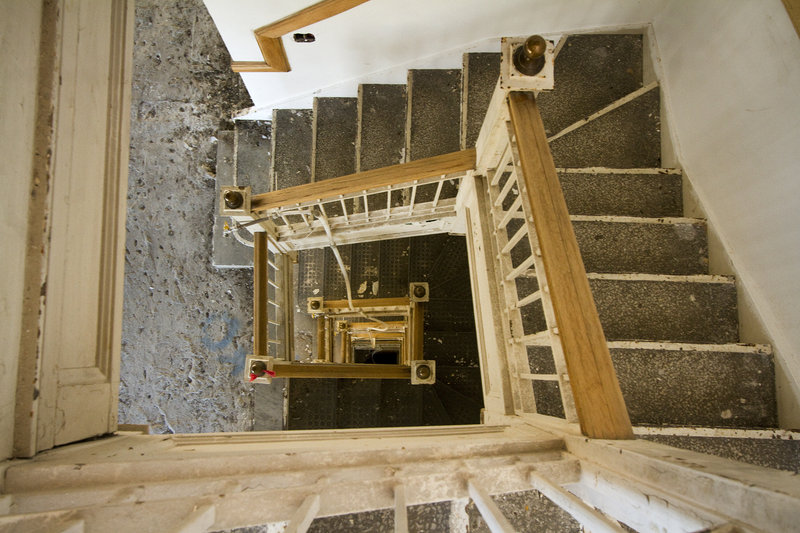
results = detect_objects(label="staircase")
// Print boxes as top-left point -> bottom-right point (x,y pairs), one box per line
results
217,32 -> 794,476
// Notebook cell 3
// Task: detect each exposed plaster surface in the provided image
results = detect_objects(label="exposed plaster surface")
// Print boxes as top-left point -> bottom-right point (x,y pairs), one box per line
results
652,0 -> 800,427
0,0 -> 43,461
119,0 -> 257,433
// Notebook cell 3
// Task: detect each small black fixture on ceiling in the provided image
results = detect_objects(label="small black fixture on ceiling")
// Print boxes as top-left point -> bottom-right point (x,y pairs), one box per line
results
293,33 -> 316,43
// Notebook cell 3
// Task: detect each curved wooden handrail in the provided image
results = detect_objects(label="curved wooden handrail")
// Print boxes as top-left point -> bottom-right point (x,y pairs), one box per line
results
232,0 -> 371,73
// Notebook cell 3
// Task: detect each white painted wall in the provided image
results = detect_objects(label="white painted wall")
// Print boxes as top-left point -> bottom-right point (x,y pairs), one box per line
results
652,0 -> 800,427
204,0 -> 663,117
0,0 -> 43,461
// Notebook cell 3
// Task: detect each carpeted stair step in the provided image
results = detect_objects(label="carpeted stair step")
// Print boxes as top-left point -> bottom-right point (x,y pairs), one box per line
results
527,342 -> 776,428
505,215 -> 708,275
537,34 -> 644,136
357,84 -> 407,171
312,97 -> 358,181
559,169 -> 683,218
234,120 -> 271,194
461,52 -> 501,149
549,86 -> 661,168
638,432 -> 800,473
312,97 -> 357,218
212,130 -> 252,268
407,69 -> 462,160
212,122 -> 272,268
407,69 -> 462,203
573,216 -> 708,275
358,84 -> 407,212
270,108 -> 313,190
589,274 -> 739,343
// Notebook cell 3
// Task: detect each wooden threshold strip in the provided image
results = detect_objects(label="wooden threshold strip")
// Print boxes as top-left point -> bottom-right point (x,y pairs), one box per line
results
251,148 -> 475,212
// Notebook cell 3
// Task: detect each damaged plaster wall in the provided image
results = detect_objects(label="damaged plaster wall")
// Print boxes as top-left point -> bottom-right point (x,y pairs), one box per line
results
119,0 -> 257,433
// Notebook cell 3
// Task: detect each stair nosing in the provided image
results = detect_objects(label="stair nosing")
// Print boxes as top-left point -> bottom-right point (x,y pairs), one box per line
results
606,340 -> 772,355
570,214 -> 704,225
556,167 -> 682,174
587,272 -> 733,284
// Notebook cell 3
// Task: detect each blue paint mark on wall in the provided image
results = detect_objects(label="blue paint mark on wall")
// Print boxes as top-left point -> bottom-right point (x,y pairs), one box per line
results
201,313 -> 248,377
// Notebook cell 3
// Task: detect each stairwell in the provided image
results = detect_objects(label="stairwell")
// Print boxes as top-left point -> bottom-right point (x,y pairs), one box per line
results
215,31 -> 797,529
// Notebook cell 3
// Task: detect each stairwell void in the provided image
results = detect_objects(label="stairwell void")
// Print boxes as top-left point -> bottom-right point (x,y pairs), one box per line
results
217,32 -> 798,473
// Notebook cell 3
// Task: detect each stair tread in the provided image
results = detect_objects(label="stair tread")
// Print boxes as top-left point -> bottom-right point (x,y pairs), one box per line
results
462,52 -> 501,149
589,276 -> 738,344
559,170 -> 683,218
312,97 -> 358,182
358,84 -> 407,171
527,344 -> 777,428
271,108 -> 313,190
407,69 -> 462,161
538,33 -> 644,136
234,120 -> 271,194
572,218 -> 708,275
212,130 -> 253,268
549,86 -> 661,168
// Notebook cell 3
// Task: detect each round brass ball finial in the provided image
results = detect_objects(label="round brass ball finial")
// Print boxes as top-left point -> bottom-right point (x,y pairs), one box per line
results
513,35 -> 547,76
224,190 -> 244,210
413,285 -> 427,299
416,364 -> 432,380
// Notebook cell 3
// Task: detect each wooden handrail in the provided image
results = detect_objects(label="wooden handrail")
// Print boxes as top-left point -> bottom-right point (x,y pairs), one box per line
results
253,232 -> 268,356
232,0 -> 371,73
507,91 -> 633,440
250,148 -> 475,212
271,362 -> 411,379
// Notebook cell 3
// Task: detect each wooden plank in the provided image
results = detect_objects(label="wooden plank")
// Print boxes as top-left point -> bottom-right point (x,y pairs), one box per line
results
255,35 -> 290,72
323,297 -> 410,309
253,233 -> 268,356
255,0 -> 371,38
507,91 -> 633,440
783,0 -> 800,38
251,149 -> 475,212
272,362 -> 411,379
